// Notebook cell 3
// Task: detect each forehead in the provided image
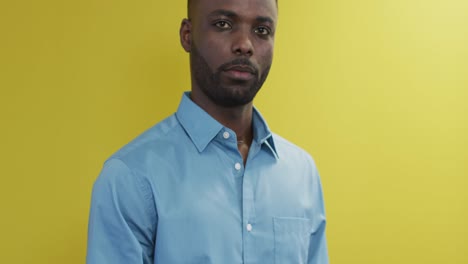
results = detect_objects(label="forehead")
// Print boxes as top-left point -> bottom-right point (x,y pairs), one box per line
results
190,0 -> 278,22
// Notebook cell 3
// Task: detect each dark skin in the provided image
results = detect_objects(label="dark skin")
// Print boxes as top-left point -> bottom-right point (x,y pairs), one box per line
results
180,0 -> 278,164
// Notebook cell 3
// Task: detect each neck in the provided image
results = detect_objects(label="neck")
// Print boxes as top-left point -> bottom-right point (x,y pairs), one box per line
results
190,89 -> 254,145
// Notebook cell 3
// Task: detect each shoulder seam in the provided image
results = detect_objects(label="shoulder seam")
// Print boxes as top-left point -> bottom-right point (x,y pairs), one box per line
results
107,158 -> 158,226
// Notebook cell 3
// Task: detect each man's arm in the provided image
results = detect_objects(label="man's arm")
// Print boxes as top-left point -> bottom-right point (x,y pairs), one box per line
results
308,159 -> 329,264
308,217 -> 328,264
87,158 -> 157,264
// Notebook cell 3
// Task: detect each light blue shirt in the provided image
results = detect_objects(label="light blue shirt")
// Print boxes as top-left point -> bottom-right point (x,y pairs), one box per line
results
87,92 -> 328,264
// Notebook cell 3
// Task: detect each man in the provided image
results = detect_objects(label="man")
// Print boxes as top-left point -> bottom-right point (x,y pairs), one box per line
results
87,0 -> 328,263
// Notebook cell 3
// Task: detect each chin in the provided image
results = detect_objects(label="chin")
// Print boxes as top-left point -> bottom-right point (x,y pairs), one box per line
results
214,87 -> 258,107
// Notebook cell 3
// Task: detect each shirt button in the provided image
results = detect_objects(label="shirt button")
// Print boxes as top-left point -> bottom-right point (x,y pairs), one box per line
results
246,223 -> 252,232
235,163 -> 242,171
223,132 -> 230,139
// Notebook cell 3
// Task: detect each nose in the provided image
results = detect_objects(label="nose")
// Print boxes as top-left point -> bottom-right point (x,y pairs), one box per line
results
231,29 -> 253,57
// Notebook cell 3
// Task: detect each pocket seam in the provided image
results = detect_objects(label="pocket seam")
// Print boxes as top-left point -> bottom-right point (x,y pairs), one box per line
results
273,217 -> 314,264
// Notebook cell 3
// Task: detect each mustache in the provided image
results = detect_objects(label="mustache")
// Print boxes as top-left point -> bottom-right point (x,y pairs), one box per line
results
218,58 -> 258,75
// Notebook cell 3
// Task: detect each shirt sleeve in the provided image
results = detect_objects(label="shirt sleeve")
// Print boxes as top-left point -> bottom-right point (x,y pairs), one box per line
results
86,158 -> 157,264
308,160 -> 329,264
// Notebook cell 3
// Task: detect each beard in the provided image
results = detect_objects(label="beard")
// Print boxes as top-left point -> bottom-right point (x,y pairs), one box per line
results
190,44 -> 271,108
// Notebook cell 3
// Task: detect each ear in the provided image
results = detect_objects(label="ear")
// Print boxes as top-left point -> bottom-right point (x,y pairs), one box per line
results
180,19 -> 192,53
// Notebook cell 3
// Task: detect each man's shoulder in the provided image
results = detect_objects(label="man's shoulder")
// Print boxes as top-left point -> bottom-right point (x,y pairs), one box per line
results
271,132 -> 317,167
107,114 -> 182,163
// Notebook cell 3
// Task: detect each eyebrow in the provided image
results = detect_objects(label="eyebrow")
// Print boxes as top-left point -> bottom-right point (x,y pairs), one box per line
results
256,16 -> 274,25
208,9 -> 238,19
208,9 -> 274,25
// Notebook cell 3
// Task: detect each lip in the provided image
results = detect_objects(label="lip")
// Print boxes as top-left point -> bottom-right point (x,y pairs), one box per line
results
223,65 -> 256,81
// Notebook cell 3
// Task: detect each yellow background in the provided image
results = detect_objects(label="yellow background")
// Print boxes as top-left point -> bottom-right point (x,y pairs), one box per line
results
1,0 -> 467,263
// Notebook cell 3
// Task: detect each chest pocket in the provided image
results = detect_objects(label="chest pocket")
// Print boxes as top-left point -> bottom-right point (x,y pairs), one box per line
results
273,217 -> 314,264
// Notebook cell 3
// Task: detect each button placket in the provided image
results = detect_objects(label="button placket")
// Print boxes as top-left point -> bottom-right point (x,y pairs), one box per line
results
241,166 -> 257,263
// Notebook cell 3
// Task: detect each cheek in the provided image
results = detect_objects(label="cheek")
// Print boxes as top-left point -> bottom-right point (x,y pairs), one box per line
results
256,42 -> 274,68
196,34 -> 231,68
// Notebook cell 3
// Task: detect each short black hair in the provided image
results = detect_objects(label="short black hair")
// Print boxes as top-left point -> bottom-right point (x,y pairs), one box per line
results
187,0 -> 278,17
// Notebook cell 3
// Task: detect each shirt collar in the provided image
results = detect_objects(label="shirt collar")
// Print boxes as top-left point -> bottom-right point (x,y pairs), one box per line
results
176,92 -> 279,159
252,107 -> 279,159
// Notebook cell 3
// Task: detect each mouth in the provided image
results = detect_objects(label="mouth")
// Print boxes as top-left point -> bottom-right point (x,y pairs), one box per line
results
222,65 -> 256,81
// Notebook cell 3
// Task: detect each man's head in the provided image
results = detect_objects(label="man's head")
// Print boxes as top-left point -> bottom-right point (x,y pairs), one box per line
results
180,0 -> 278,108
187,0 -> 278,18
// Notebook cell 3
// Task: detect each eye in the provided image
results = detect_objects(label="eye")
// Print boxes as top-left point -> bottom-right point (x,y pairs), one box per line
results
255,26 -> 271,36
214,20 -> 232,29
